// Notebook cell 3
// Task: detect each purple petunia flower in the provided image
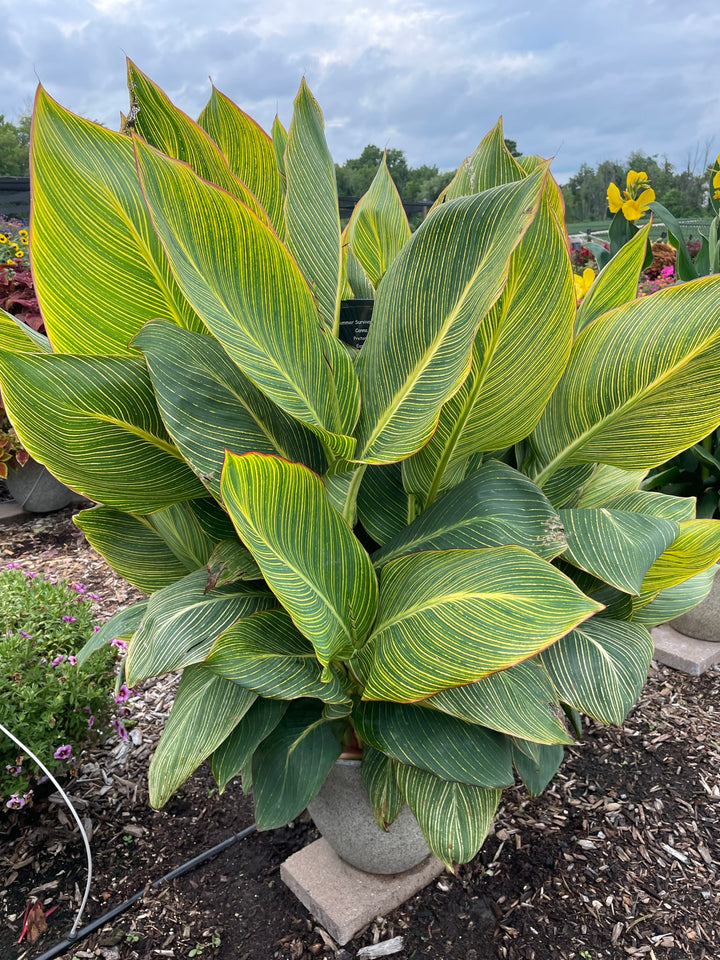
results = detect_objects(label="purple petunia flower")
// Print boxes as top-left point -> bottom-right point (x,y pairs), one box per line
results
68,655 -> 77,666
51,655 -> 66,667
71,582 -> 87,593
112,719 -> 128,741
5,562 -> 20,569
88,593 -> 101,601
62,615 -> 77,622
87,714 -> 94,729
20,631 -> 34,639
114,683 -> 132,704
53,744 -> 73,761
6,794 -> 24,809
110,638 -> 128,651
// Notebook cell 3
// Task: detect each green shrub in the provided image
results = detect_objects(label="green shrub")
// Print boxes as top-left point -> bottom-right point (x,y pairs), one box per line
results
0,567 -> 124,808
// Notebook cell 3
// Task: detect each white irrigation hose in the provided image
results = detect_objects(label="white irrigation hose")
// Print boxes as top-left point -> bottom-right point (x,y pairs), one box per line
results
0,722 -> 92,938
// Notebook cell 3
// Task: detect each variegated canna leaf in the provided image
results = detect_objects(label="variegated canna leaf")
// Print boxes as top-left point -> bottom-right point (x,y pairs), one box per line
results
395,763 -> 501,868
360,546 -> 601,702
221,453 -> 378,666
133,137 -> 358,457
357,463 -> 413,545
538,617 -> 654,725
361,747 -> 404,830
354,169 -> 548,463
0,308 -> 50,353
204,609 -> 351,704
531,277 -> 720,485
575,224 -> 651,334
149,665 -> 257,807
284,79 -> 342,331
210,696 -> 288,792
511,741 -> 565,796
353,700 -> 513,788
76,601 -> 148,666
30,87 -> 205,353
432,117 -> 525,206
125,569 -> 275,686
631,566 -> 717,626
0,352 -> 206,512
637,519 -> 720,599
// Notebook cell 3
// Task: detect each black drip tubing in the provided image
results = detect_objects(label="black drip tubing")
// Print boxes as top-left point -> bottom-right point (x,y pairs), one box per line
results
32,823 -> 258,960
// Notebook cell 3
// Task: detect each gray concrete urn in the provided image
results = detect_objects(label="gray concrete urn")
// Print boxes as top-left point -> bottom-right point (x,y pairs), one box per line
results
670,575 -> 720,642
306,758 -> 431,875
5,459 -> 77,513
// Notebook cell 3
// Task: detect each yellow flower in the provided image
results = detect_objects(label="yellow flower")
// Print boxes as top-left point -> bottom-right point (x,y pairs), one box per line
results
0,234 -> 7,243
713,168 -> 720,191
607,171 -> 655,221
14,250 -> 25,259
573,268 -> 595,301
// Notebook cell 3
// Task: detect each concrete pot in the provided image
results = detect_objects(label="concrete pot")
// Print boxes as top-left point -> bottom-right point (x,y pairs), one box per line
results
5,459 -> 77,513
307,758 -> 431,875
671,575 -> 720,642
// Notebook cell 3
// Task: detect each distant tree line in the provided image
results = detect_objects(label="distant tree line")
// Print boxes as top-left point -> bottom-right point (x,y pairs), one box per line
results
0,114 -> 30,177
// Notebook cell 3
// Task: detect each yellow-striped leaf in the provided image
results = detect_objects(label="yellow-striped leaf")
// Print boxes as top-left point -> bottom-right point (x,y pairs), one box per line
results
149,665 -> 257,807
125,569 -> 275,686
360,546 -> 602,702
402,189 -> 573,503
601,490 -> 695,522
353,700 -> 513,787
531,277 -> 720,485
134,137 -> 357,457
346,155 -> 411,289
284,79 -> 341,331
396,763 -> 501,868
427,660 -> 572,745
205,609 -> 351,705
538,617 -> 654,725
76,601 -> 148,666
198,84 -> 285,236
360,747 -> 404,830
571,464 -> 648,507
272,114 -> 287,182
559,507 -> 678,594
432,117 -> 525,207
575,223 -> 651,334
74,506 -> 193,592
30,87 -> 204,353
373,461 -> 567,568
638,519 -> 720,596
511,742 -> 565,796
133,321 -> 327,496
221,453 -> 378,665
354,169 -> 548,464
632,566 -> 717,627
0,352 -> 206,512
0,309 -> 50,353
210,697 -> 287,792
252,699 -> 342,829
125,61 -> 269,224
147,499 -> 236,571
206,539 -> 263,588
357,462 -> 413,545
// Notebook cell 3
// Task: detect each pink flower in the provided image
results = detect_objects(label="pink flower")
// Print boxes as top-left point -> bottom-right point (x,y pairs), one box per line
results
6,793 -> 25,809
71,582 -> 87,593
87,714 -> 94,729
114,683 -> 132,704
112,719 -> 128,741
51,655 -> 66,667
53,744 -> 73,761
660,264 -> 675,279
62,615 -> 77,623
110,638 -> 128,651
68,655 -> 77,666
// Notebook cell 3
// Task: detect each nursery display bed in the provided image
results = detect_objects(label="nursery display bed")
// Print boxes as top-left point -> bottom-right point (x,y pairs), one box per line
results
1,507 -> 718,960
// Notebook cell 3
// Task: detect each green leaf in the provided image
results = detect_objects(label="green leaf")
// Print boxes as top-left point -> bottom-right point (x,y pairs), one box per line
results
147,499 -> 233,571
149,665 -> 257,807
374,461 -> 567,569
602,490 -> 695,523
361,747 -> 404,830
125,569 -> 275,686
125,61 -> 270,224
252,699 -> 342,829
402,188 -> 574,504
0,308 -> 50,353
271,115 -> 287,183
283,79 -> 341,331
30,86 -> 204,353
632,566 -> 717,627
539,617 -> 654,725
133,137 -> 357,456
74,507 -> 192,592
0,352 -> 207,512
571,464 -> 647,508
559,507 -> 678,594
76,601 -> 148,666
346,155 -> 411,289
647,201 -> 697,282
638,519 -> 720,596
221,452 -> 378,665
433,118 -> 525,203
210,696 -> 288,792
205,609 -> 351,704
354,169 -> 548,463
206,539 -> 263,589
197,83 -> 285,235
511,741 -> 564,796
575,223 -> 651,334
532,277 -> 720,484
427,660 -> 572,745
357,463 -> 412,545
353,700 -> 513,788
360,546 -> 602,702
395,763 -> 501,868
133,321 -> 326,497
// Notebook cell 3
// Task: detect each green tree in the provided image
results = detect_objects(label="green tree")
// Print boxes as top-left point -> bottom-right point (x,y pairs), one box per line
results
0,114 -> 31,177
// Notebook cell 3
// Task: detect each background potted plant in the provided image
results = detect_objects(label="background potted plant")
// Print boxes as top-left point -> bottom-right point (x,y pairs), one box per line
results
1,63 -> 720,873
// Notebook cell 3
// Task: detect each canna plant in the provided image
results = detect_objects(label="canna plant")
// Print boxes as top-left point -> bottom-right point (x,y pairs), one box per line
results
2,62 -> 720,868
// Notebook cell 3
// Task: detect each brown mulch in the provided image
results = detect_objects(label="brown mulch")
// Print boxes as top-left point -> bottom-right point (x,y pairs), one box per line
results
0,506 -> 719,960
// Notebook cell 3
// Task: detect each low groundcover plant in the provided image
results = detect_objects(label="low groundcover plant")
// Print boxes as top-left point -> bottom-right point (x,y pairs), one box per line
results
1,62 -> 720,865
0,567 -> 125,807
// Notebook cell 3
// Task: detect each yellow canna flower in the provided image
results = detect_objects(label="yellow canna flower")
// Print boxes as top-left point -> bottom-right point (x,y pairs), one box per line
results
622,187 -> 655,221
607,181 -> 623,213
608,169 -> 655,221
573,267 -> 595,301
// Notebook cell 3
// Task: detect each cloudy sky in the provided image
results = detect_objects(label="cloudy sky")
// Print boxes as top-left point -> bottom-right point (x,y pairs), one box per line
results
1,0 -> 718,183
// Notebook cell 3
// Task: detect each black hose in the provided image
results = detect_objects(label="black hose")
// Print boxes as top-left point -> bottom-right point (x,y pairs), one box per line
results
32,823 -> 258,960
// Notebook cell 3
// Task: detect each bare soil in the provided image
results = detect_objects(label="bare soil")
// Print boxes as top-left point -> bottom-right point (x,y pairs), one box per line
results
1,506 -> 719,960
